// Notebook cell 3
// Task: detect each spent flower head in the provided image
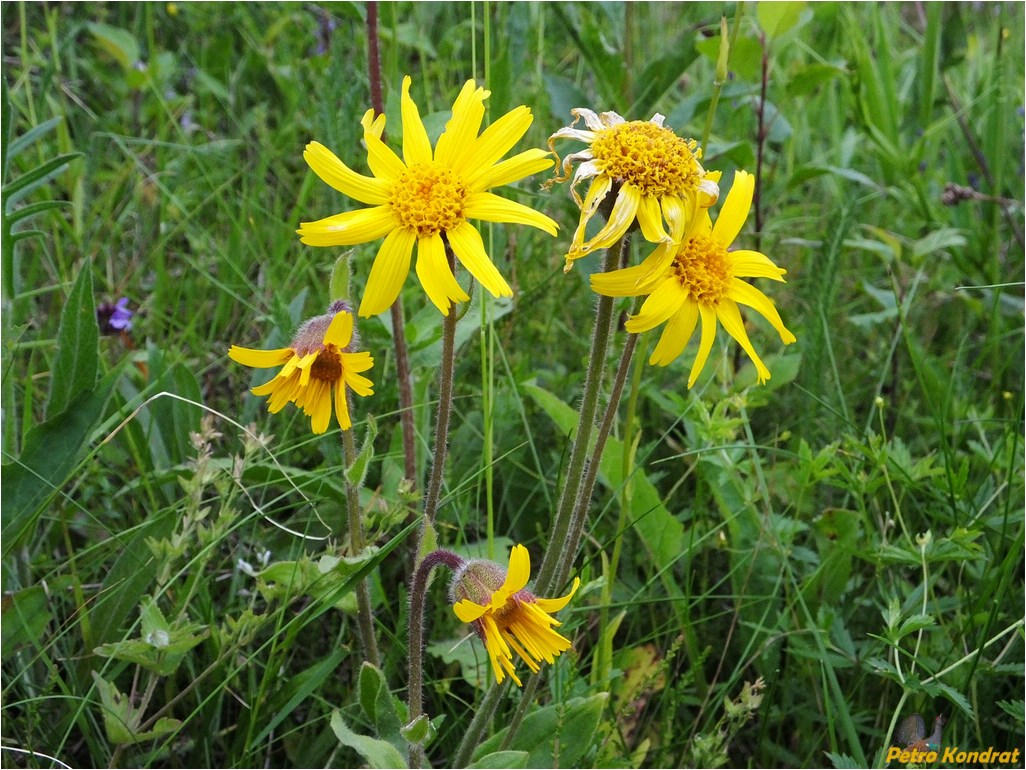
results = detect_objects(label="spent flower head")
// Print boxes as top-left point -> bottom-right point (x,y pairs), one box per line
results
591,170 -> 796,387
298,76 -> 558,317
227,301 -> 373,434
450,544 -> 579,686
549,109 -> 719,270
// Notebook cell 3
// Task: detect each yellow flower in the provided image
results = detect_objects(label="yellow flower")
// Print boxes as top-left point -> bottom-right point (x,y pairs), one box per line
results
549,109 -> 719,270
591,170 -> 796,387
228,304 -> 374,434
451,545 -> 580,687
298,76 -> 558,317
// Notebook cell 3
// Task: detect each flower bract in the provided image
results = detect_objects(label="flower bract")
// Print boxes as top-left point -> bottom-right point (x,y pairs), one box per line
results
549,109 -> 719,270
298,76 -> 558,317
451,544 -> 579,686
228,305 -> 374,434
591,170 -> 796,386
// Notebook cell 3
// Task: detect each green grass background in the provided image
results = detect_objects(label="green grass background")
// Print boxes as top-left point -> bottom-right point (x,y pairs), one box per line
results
2,2 -> 1023,768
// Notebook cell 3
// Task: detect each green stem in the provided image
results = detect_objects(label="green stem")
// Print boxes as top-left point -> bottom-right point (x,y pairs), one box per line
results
535,237 -> 627,595
422,291 -> 458,528
595,330 -> 649,683
505,333 -> 640,750
343,427 -> 380,667
407,548 -> 464,768
452,679 -> 510,768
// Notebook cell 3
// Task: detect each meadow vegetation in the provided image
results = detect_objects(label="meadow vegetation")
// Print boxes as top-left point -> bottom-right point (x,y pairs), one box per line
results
2,2 -> 1023,767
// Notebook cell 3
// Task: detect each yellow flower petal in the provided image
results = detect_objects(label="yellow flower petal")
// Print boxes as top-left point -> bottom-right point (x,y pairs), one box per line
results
649,302 -> 699,367
343,350 -> 375,374
453,599 -> 488,623
359,228 -> 417,317
533,577 -> 580,613
297,206 -> 396,247
579,182 -> 641,255
625,278 -> 688,333
323,311 -> 354,348
459,105 -> 532,176
446,221 -> 512,299
400,75 -> 432,166
728,280 -> 797,343
712,170 -> 754,247
334,380 -> 352,431
715,299 -> 771,382
435,79 -> 488,168
464,191 -> 558,237
227,346 -> 293,368
362,117 -> 407,181
468,148 -> 554,191
728,249 -> 787,281
688,305 -> 719,388
415,232 -> 469,316
303,141 -> 389,204
635,193 -> 669,244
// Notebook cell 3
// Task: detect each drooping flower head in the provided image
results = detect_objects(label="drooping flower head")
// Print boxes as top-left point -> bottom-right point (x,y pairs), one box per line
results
450,544 -> 580,686
548,109 -> 720,270
298,76 -> 558,317
227,301 -> 374,434
592,170 -> 796,387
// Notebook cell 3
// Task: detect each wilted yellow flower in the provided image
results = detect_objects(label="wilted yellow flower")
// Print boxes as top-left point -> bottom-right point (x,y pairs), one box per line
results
228,303 -> 373,434
451,544 -> 580,686
298,76 -> 558,317
549,109 -> 719,270
592,170 -> 796,386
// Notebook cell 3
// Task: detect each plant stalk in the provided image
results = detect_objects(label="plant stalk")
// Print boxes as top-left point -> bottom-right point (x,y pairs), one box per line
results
343,426 -> 380,667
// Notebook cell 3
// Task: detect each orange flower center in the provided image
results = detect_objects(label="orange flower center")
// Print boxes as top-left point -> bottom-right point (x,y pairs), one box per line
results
310,348 -> 343,382
673,235 -> 731,305
589,121 -> 703,197
389,162 -> 468,236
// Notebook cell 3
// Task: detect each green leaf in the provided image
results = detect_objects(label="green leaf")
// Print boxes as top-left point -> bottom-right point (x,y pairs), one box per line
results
45,262 -> 98,419
2,152 -> 82,210
5,116 -> 62,162
473,694 -> 607,768
330,711 -> 407,769
251,649 -> 347,746
358,662 -> 404,756
468,751 -> 530,769
87,22 -> 141,71
345,415 -> 377,488
523,384 -> 684,567
757,2 -> 806,41
401,715 -> 431,745
1,385 -> 110,556
91,671 -> 183,745
1,585 -> 53,657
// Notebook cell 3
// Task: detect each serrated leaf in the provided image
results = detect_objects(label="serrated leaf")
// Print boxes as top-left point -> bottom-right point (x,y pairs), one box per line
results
330,711 -> 407,769
825,751 -> 862,769
46,263 -> 98,419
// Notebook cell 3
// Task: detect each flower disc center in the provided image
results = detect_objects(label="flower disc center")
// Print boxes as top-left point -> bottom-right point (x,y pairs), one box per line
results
673,235 -> 731,305
310,348 -> 342,381
390,162 -> 469,236
590,121 -> 703,197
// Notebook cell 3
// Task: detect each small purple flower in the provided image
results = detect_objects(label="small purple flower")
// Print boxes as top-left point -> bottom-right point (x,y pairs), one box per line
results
98,297 -> 134,335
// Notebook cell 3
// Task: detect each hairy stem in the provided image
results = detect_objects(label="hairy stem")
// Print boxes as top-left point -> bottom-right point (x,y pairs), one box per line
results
535,238 -> 626,595
343,426 -> 380,667
407,548 -> 464,768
